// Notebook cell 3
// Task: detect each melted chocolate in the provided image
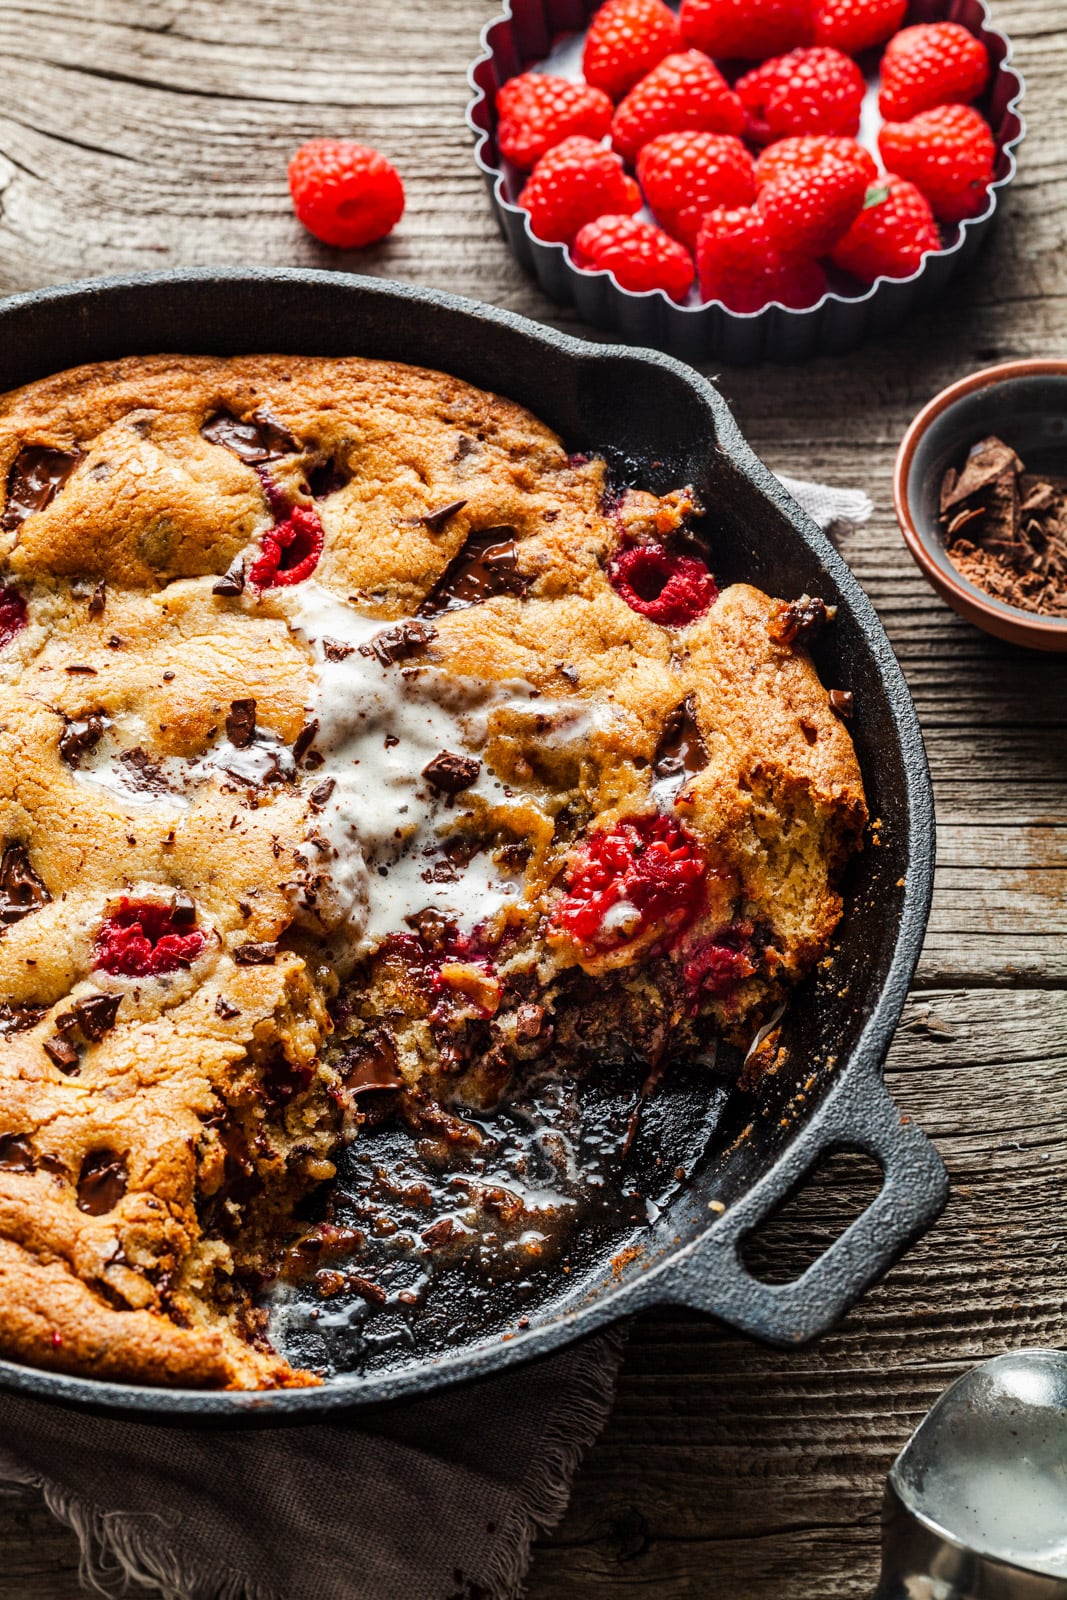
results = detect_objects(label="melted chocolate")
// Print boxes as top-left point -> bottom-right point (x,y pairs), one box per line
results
0,1003 -> 45,1036
418,528 -> 528,616
770,594 -> 833,647
200,409 -> 297,464
76,1151 -> 127,1215
58,712 -> 110,767
1,446 -> 83,533
653,696 -> 708,786
0,1134 -> 35,1171
422,750 -> 480,796
359,619 -> 437,667
226,697 -> 257,749
233,941 -> 278,966
0,843 -> 51,925
306,458 -> 349,499
117,748 -> 168,794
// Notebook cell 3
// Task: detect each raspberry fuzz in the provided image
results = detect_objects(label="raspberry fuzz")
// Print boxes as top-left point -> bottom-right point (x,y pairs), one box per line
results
572,214 -> 695,299
582,0 -> 683,101
495,72 -> 613,170
288,140 -> 404,250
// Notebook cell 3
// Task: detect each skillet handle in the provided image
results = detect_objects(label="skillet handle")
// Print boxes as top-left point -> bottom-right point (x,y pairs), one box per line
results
662,1068 -> 948,1345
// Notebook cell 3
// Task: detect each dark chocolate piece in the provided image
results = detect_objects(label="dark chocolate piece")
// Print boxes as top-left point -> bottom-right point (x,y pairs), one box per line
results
421,499 -> 468,534
829,689 -> 854,719
58,712 -> 109,766
359,619 -> 438,667
306,458 -> 349,500
44,1035 -> 80,1072
0,1134 -> 35,1171
226,697 -> 257,749
309,778 -> 336,808
76,1151 -> 127,1215
88,581 -> 107,615
212,560 -> 245,597
1,446 -> 83,532
341,1030 -> 404,1094
421,1217 -> 455,1247
293,719 -> 319,762
215,995 -> 240,1019
422,750 -> 480,796
404,907 -> 458,951
418,528 -> 528,616
322,637 -> 355,662
770,594 -> 835,646
233,941 -> 278,965
653,695 -> 708,785
64,664 -> 97,675
0,843 -> 51,924
200,409 -> 297,465
170,891 -> 196,926
72,993 -> 121,1042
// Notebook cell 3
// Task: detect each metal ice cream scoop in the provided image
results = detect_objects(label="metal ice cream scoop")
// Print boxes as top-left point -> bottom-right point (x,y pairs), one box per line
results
875,1350 -> 1067,1599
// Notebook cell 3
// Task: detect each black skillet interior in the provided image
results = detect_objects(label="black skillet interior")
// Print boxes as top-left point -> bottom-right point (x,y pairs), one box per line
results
0,270 -> 945,1419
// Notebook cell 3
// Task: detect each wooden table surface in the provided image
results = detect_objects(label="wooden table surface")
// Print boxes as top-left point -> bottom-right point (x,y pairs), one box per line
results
0,0 -> 1064,1594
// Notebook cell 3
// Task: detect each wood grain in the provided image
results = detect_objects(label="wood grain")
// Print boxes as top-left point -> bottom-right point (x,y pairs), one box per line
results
0,0 -> 1063,1594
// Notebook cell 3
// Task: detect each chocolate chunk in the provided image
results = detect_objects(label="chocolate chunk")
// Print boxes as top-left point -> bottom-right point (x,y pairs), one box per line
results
0,1003 -> 45,1035
1,445 -> 84,532
496,841 -> 530,872
64,663 -> 97,675
58,713 -> 109,765
422,750 -> 480,796
76,1151 -> 127,1215
226,697 -> 257,749
359,619 -> 438,667
233,941 -> 278,965
341,1029 -> 404,1094
322,637 -> 355,662
88,581 -> 107,615
421,1216 -> 455,1247
118,747 -> 168,794
941,435 -> 1023,512
44,1035 -> 80,1072
72,993 -> 121,1042
421,499 -> 468,534
0,1134 -> 35,1171
293,719 -> 319,762
200,409 -> 297,465
306,458 -> 349,500
0,843 -> 51,924
405,907 -> 458,951
829,689 -> 854,719
653,695 -> 708,785
419,528 -> 528,616
170,891 -> 196,926
309,778 -> 336,808
770,594 -> 835,646
215,995 -> 240,1019
212,560 -> 245,597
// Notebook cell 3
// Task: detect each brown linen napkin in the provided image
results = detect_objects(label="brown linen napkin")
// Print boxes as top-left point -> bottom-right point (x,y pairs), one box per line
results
0,478 -> 868,1600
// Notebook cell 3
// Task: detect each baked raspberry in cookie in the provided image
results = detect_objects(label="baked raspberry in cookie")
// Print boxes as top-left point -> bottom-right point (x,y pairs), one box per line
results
0,355 -> 865,1388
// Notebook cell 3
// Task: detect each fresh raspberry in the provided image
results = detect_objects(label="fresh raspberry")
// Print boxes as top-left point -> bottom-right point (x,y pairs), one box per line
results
611,51 -> 746,166
679,0 -> 812,62
736,47 -> 865,144
583,0 -> 683,102
636,130 -> 756,246
812,0 -> 906,56
878,22 -> 991,122
288,141 -> 404,250
96,900 -> 206,978
0,587 -> 27,650
248,504 -> 325,589
754,133 -> 878,188
756,147 -> 868,253
830,175 -> 941,282
573,215 -> 695,299
495,72 -> 613,170
519,137 -> 641,244
696,206 -> 827,311
878,103 -> 996,223
552,814 -> 707,959
608,541 -> 718,625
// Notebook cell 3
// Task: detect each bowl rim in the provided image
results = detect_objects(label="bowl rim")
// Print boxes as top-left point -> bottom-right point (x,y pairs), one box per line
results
892,357 -> 1067,645
465,0 -> 1027,323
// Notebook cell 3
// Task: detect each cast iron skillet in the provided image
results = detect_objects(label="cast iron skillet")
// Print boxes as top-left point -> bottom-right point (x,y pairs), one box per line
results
0,269 -> 946,1420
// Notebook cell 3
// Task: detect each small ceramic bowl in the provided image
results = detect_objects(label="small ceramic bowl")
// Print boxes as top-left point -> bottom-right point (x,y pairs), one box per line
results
894,359 -> 1067,652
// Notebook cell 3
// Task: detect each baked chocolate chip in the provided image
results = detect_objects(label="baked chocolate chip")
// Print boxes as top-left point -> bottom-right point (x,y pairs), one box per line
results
76,1151 -> 127,1215
212,560 -> 245,597
404,906 -> 458,951
514,1001 -> 546,1039
233,941 -> 278,966
44,1035 -> 80,1073
0,1134 -> 35,1171
653,695 -> 708,785
770,594 -> 835,646
829,689 -> 854,719
170,891 -> 196,926
226,697 -> 257,749
64,664 -> 97,675
419,529 -> 528,616
422,750 -> 480,796
0,843 -> 51,924
359,619 -> 438,667
293,719 -> 319,762
58,713 -> 109,766
348,1275 -> 388,1305
306,457 -> 349,500
421,499 -> 467,534
201,409 -> 297,464
88,581 -> 107,615
72,993 -> 121,1042
1,445 -> 84,532
308,778 -> 336,808
215,995 -> 240,1019
341,1029 -> 404,1094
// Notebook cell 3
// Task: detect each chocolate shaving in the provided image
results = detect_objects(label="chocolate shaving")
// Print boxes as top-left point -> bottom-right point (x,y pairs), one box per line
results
359,619 -> 438,667
226,697 -> 257,749
422,750 -> 480,796
233,941 -> 278,966
309,778 -> 336,808
118,747 -> 167,794
215,995 -> 240,1019
0,843 -> 50,924
58,712 -> 109,766
939,434 -> 1067,618
1,445 -> 84,532
421,499 -> 468,534
201,409 -> 297,465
